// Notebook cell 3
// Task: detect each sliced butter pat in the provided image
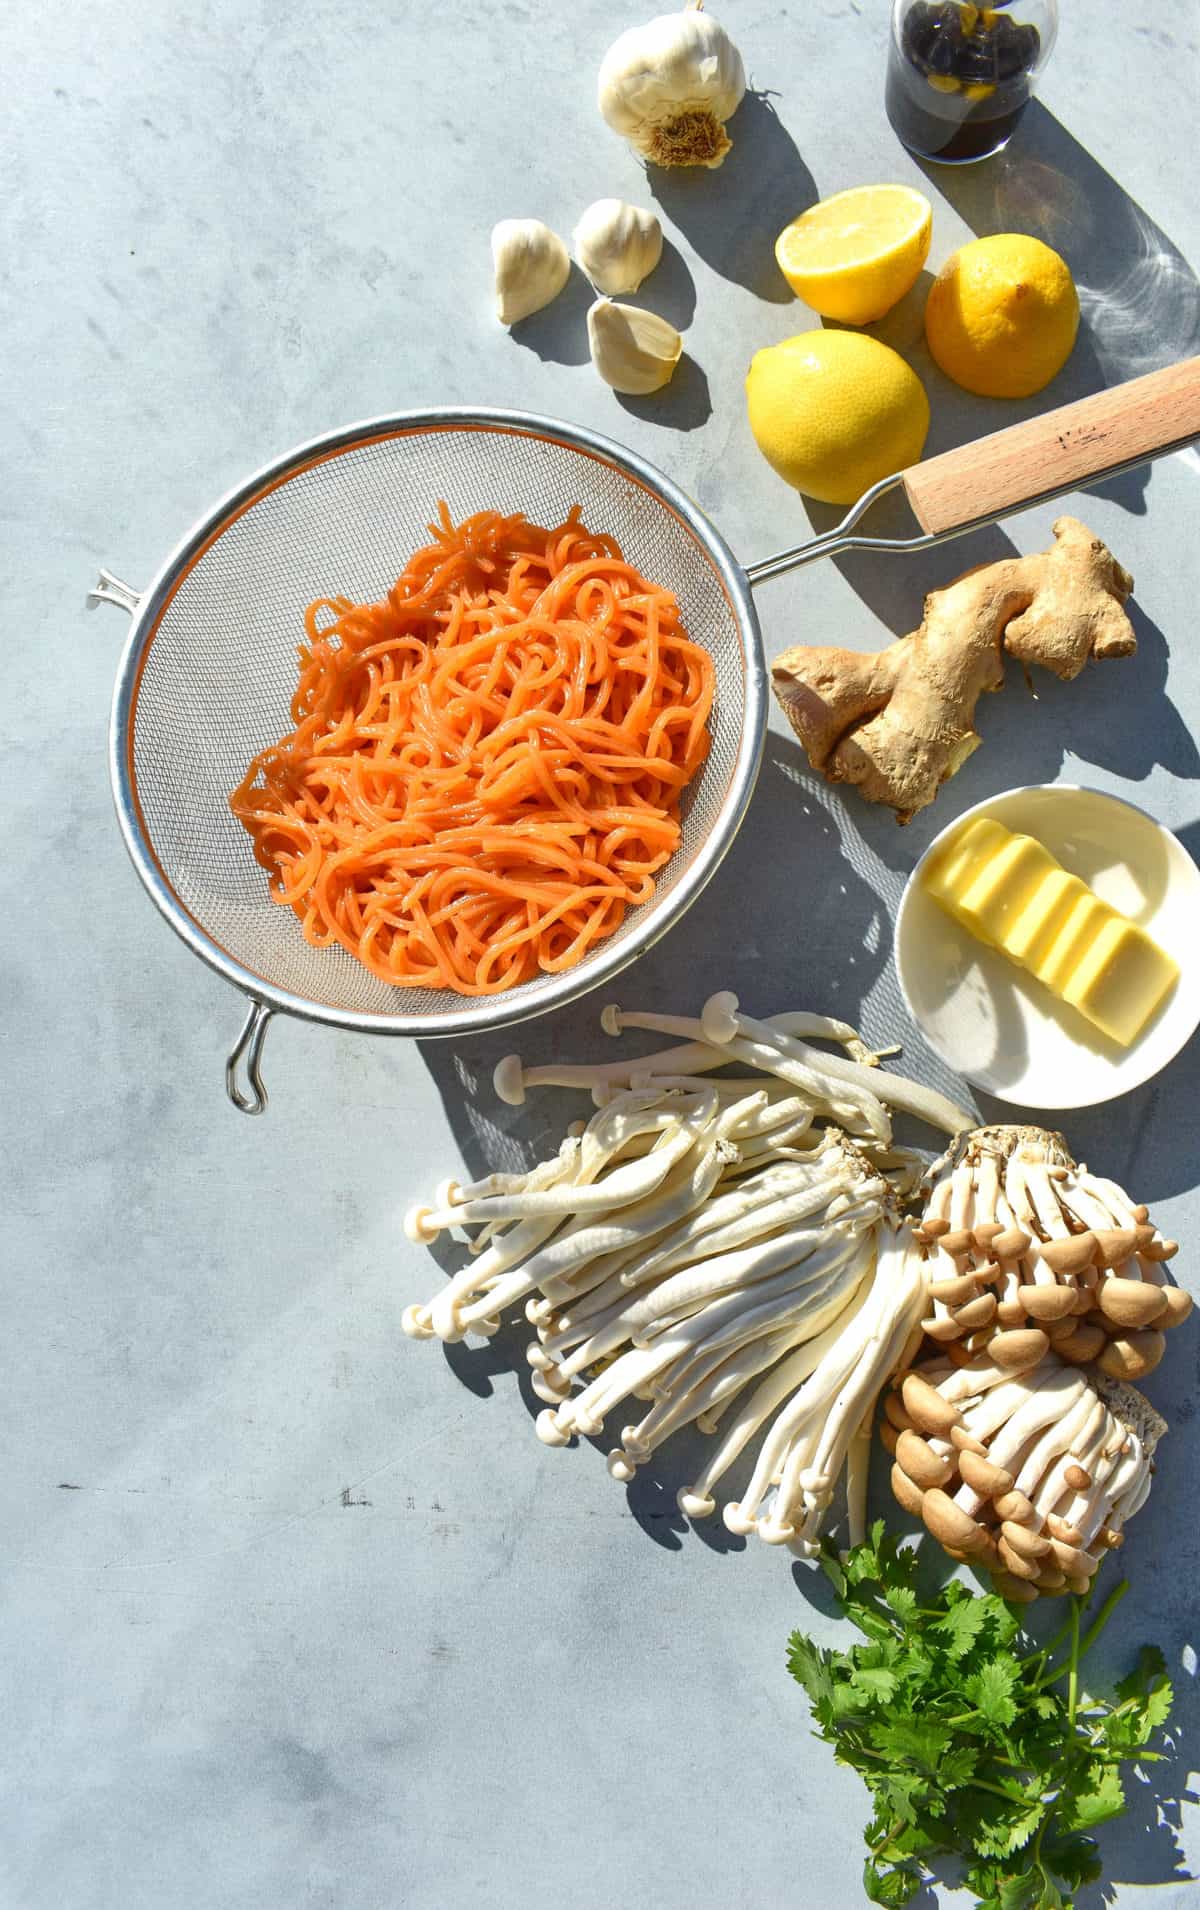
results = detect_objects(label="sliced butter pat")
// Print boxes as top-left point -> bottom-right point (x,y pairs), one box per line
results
1003,867 -> 1088,969
1059,916 -> 1179,1046
1033,891 -> 1114,994
923,816 -> 1011,916
921,813 -> 1179,1049
953,833 -> 1060,947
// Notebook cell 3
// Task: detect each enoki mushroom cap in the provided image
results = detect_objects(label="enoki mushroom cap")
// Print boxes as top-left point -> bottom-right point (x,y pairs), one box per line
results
700,990 -> 740,1045
403,1203 -> 440,1244
401,1304 -> 434,1339
677,1486 -> 716,1519
535,1409 -> 572,1447
493,1055 -> 526,1106
600,1003 -> 624,1036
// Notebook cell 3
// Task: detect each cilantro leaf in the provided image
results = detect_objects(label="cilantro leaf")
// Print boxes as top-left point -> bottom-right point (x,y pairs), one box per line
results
965,1656 -> 1020,1729
850,1664 -> 901,1703
1040,1830 -> 1103,1890
935,1596 -> 989,1659
1059,1764 -> 1125,1832
863,1856 -> 921,1906
786,1631 -> 834,1711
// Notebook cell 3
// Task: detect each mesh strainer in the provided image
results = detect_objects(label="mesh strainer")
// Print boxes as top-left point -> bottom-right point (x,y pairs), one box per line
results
91,371 -> 1200,1110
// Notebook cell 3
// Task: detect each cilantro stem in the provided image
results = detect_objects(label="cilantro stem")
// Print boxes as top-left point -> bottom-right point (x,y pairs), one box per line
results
1068,1600 -> 1080,1729
1034,1580 -> 1129,1695
1076,1578 -> 1129,1663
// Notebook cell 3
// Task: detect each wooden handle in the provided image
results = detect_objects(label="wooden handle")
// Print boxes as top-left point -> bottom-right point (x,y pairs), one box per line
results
902,356 -> 1200,537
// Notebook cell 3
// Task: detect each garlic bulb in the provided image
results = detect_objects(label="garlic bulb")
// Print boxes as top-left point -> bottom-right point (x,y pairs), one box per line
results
574,199 -> 663,296
588,298 -> 682,394
491,219 -> 570,326
598,6 -> 747,169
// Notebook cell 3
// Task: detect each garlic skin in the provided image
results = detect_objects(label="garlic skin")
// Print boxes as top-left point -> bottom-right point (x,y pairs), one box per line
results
588,298 -> 682,395
598,8 -> 747,169
574,199 -> 664,296
491,219 -> 570,326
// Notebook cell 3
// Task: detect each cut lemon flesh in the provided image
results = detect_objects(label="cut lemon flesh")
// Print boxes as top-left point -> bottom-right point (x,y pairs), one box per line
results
775,185 -> 933,324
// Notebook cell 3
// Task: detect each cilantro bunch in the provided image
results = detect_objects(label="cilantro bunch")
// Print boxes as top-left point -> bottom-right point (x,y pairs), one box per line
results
787,1525 -> 1173,1909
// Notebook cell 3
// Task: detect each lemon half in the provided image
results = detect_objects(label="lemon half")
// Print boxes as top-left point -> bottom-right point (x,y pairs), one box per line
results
925,234 -> 1079,398
746,330 -> 930,506
775,185 -> 933,324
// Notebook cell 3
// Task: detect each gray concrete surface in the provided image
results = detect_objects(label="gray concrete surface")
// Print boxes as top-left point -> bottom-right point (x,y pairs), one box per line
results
3,3 -> 1199,1905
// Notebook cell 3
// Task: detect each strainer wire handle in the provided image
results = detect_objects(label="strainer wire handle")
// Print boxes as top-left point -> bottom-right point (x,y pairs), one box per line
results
226,999 -> 274,1115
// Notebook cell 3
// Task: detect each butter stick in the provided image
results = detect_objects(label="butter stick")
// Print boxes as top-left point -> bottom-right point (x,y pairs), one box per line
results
922,816 -> 1179,1047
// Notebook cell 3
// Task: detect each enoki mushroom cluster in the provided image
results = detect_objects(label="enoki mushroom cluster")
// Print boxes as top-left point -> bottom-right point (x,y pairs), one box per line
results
402,994 -> 969,1552
883,1345 -> 1166,1604
914,1126 -> 1190,1382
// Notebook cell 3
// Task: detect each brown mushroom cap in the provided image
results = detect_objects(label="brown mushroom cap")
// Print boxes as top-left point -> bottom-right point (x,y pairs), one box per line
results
896,1430 -> 954,1491
995,1298 -> 1030,1327
922,1314 -> 967,1343
972,1221 -> 1004,1250
997,1536 -> 1042,1580
1062,1463 -> 1092,1490
991,1569 -> 1039,1603
1050,1537 -> 1100,1576
1157,1285 -> 1193,1328
1017,1283 -> 1079,1323
879,1418 -> 899,1456
1038,1233 -> 1098,1276
883,1391 -> 915,1433
890,1462 -> 926,1519
938,1228 -> 974,1258
902,1373 -> 962,1436
950,1424 -> 988,1456
957,1448 -> 1015,1498
1001,1519 -> 1052,1560
991,1227 -> 1031,1260
1045,1514 -> 1085,1545
1090,1226 -> 1139,1268
922,1487 -> 985,1551
928,1271 -> 983,1306
993,1488 -> 1037,1524
990,1327 -> 1051,1370
1054,1321 -> 1108,1364
1098,1329 -> 1166,1381
954,1292 -> 998,1331
1097,1278 -> 1169,1329
1034,1565 -> 1068,1591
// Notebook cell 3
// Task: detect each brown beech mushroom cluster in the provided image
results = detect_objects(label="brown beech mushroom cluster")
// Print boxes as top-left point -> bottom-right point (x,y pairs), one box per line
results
913,1126 -> 1190,1383
883,1344 -> 1166,1603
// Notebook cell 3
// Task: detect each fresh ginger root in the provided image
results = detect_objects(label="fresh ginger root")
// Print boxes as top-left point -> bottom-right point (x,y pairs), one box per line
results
772,516 -> 1136,822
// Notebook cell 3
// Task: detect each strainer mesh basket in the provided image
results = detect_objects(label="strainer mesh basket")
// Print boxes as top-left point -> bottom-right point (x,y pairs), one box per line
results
114,413 -> 765,1037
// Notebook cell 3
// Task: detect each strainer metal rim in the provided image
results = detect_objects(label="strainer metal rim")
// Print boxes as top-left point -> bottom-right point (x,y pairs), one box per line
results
109,405 -> 767,1041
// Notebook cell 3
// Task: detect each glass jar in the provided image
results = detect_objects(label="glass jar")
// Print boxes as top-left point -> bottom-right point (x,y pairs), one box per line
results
885,0 -> 1058,164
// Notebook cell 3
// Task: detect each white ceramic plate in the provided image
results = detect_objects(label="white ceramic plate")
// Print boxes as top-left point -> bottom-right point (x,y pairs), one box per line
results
895,785 -> 1200,1108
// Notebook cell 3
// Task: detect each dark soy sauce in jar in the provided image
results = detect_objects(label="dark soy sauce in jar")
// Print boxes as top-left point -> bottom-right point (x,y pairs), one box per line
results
887,1 -> 1044,163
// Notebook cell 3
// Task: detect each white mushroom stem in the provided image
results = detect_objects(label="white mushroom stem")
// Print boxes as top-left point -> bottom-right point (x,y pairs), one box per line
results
1028,1398 -> 1109,1521
677,1280 -> 876,1517
725,1228 -> 924,1544
417,1094 -> 715,1233
602,1004 -> 886,1137
699,992 -> 972,1138
1007,1384 -> 1098,1499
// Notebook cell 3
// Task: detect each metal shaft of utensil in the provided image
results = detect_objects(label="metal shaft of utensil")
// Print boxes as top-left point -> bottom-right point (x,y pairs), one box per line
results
743,426 -> 1200,589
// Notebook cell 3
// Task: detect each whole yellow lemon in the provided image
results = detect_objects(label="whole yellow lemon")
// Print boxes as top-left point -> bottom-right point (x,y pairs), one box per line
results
925,234 -> 1079,399
746,330 -> 930,506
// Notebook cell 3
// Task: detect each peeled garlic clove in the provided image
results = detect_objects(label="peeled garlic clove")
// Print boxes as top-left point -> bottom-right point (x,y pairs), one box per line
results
574,198 -> 663,296
598,7 -> 746,169
587,298 -> 682,394
491,219 -> 570,327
